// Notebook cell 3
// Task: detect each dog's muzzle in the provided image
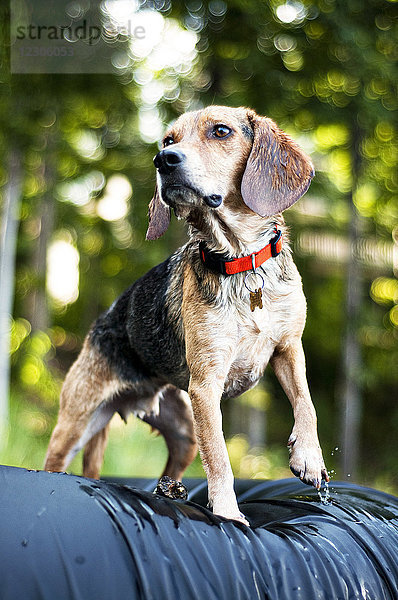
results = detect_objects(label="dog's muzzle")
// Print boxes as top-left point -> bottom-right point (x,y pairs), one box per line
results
153,149 -> 222,209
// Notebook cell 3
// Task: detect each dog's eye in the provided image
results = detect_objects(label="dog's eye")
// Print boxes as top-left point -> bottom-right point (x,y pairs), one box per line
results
213,125 -> 232,139
163,136 -> 175,147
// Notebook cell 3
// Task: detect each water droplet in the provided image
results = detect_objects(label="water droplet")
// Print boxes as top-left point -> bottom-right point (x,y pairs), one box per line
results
21,539 -> 28,547
317,481 -> 331,505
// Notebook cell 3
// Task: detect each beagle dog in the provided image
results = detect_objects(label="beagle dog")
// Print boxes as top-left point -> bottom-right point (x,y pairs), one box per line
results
45,106 -> 329,525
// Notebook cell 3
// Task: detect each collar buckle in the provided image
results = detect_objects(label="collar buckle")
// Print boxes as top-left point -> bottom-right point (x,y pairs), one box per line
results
270,229 -> 283,258
251,253 -> 257,273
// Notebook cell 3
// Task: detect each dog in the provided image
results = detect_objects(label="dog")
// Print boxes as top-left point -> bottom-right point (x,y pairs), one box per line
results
45,105 -> 329,525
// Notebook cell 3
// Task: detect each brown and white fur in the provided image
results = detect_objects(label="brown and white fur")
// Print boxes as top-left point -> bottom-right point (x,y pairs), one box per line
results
45,106 -> 329,525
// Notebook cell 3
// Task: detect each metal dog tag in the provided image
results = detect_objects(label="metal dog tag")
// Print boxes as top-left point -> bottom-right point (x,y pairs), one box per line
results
245,269 -> 264,312
250,288 -> 263,312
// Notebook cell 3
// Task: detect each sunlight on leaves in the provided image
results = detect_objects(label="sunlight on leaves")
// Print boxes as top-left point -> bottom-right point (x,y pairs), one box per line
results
47,240 -> 79,305
96,174 -> 132,221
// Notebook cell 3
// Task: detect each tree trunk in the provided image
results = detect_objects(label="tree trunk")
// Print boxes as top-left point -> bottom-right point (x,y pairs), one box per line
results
27,135 -> 55,332
28,193 -> 55,332
339,122 -> 363,480
0,151 -> 22,437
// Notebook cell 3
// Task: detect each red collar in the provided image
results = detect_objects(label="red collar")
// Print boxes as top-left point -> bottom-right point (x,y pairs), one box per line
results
199,229 -> 282,276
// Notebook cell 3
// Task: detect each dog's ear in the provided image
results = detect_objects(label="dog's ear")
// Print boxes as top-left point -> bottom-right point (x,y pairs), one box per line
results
146,185 -> 171,240
241,111 -> 314,217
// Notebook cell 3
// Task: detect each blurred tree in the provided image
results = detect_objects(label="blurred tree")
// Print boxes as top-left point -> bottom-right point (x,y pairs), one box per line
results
0,0 -> 396,489
0,152 -> 22,435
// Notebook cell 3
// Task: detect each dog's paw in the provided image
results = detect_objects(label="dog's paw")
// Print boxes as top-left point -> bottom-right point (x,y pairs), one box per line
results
232,512 -> 250,527
154,476 -> 188,500
211,498 -> 250,526
215,508 -> 250,527
288,434 -> 329,489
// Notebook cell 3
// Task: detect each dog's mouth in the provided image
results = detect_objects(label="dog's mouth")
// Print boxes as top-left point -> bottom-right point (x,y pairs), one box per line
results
161,184 -> 222,216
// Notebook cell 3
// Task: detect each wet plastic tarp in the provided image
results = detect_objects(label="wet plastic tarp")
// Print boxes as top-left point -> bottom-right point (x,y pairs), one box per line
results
0,465 -> 397,599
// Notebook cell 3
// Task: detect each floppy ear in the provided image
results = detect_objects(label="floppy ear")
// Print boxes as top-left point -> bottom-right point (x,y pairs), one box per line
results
146,185 -> 171,240
241,112 -> 314,217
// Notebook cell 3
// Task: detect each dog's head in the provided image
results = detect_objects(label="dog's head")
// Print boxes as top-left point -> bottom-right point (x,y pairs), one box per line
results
146,106 -> 314,240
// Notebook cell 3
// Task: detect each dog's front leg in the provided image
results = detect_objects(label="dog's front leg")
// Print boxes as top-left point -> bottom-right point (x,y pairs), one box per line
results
188,377 -> 247,523
182,272 -> 247,524
271,339 -> 329,489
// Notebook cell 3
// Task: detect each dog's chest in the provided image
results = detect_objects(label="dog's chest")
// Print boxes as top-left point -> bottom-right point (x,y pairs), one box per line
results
223,301 -> 275,397
223,282 -> 303,398
240,299 -> 275,348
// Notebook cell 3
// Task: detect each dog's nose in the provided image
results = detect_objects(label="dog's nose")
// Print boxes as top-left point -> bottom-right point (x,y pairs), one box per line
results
204,194 -> 222,208
153,148 -> 185,175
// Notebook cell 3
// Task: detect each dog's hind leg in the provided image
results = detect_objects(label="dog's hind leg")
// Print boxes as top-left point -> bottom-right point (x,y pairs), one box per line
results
44,338 -> 128,476
82,423 -> 111,479
44,391 -> 116,477
142,387 -> 198,481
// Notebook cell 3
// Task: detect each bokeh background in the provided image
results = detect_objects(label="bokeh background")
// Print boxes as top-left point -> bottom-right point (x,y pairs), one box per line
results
0,0 -> 397,493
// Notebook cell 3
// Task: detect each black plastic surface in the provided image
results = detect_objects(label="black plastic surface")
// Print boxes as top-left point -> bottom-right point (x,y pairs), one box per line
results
0,465 -> 397,599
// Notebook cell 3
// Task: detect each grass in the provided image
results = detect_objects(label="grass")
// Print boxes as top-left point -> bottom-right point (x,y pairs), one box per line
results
0,395 -> 291,481
0,397 -> 204,478
1,397 -> 397,496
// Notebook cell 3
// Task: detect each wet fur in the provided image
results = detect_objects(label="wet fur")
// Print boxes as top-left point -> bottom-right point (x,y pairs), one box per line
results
45,106 -> 328,524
